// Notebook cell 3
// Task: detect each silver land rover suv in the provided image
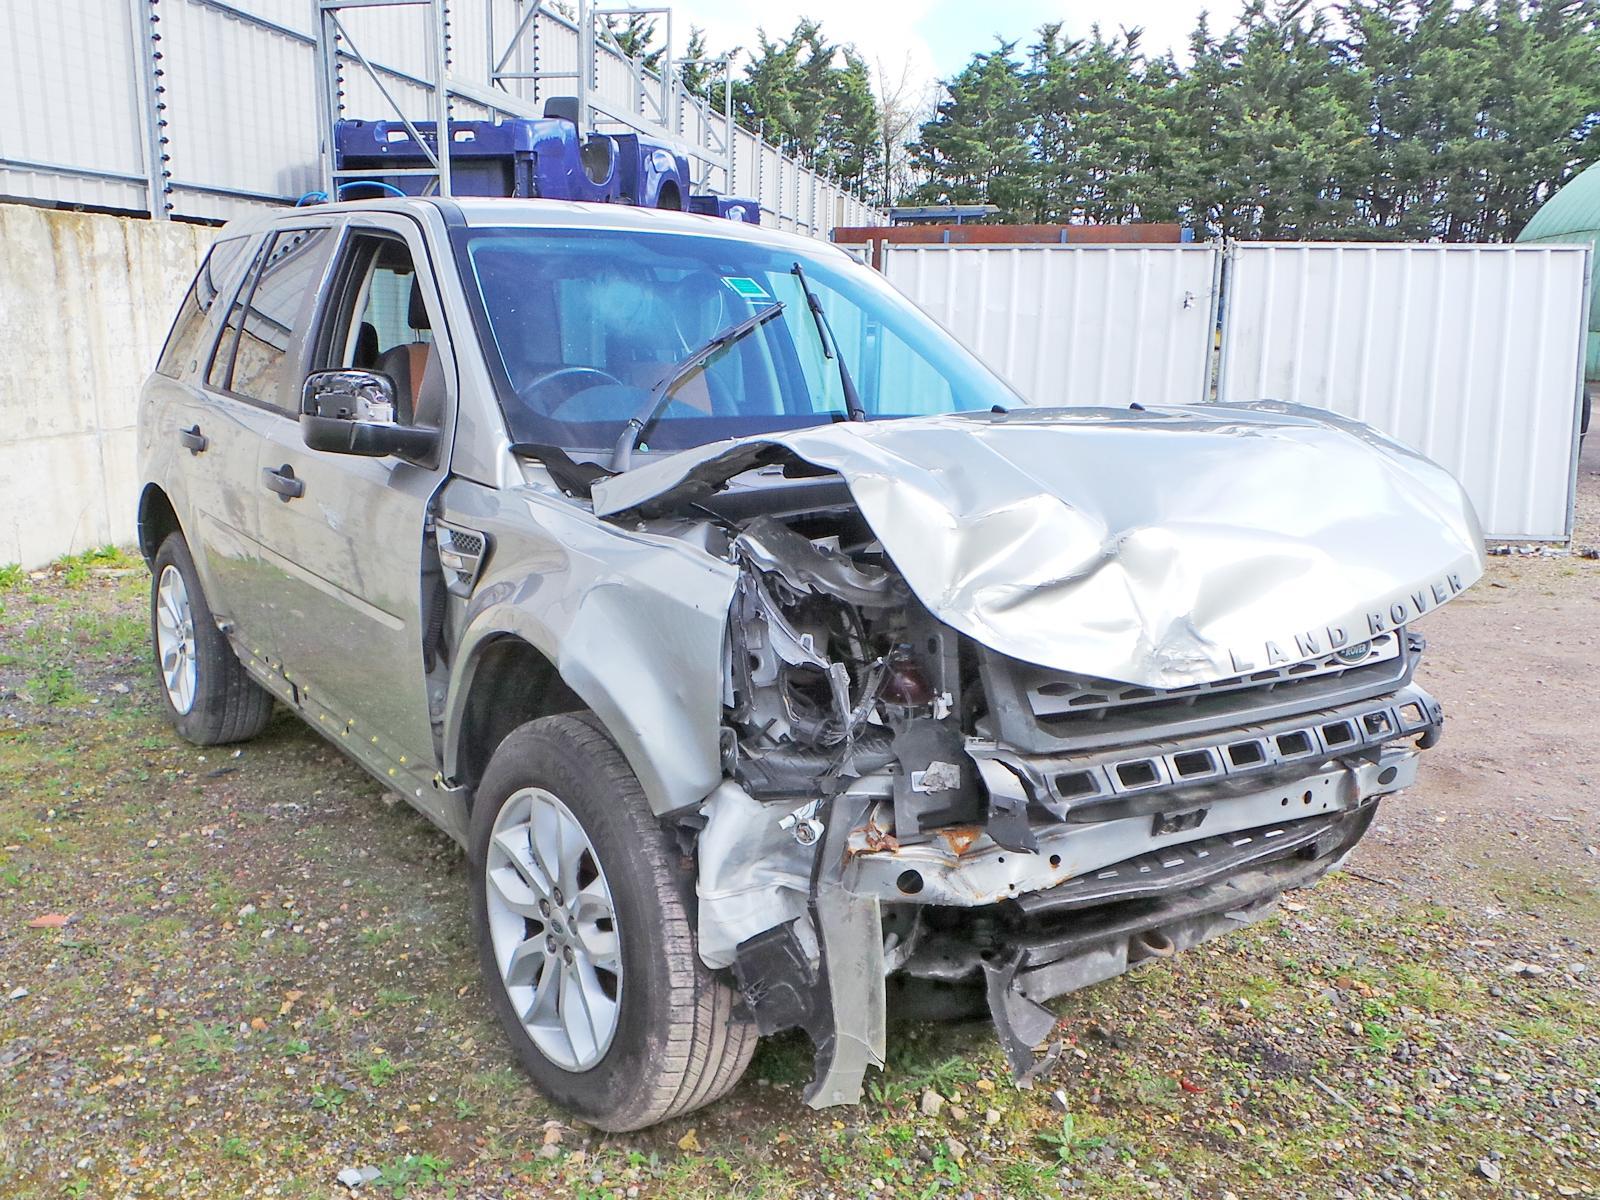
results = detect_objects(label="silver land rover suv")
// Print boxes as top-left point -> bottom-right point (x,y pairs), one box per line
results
137,198 -> 1485,1130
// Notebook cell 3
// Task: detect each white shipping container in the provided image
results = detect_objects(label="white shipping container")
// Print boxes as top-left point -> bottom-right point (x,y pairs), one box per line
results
882,242 -> 1221,410
1217,242 -> 1590,542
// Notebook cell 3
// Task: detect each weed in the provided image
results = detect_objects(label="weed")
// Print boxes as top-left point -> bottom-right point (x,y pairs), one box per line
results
178,1021 -> 233,1072
998,1160 -> 1054,1198
0,564 -> 23,590
377,1153 -> 450,1197
24,666 -> 90,707
1364,1021 -> 1404,1054
1037,1111 -> 1105,1162
868,1047 -> 981,1107
365,1055 -> 399,1087
56,545 -> 127,587
928,1144 -> 963,1188
309,1083 -> 350,1110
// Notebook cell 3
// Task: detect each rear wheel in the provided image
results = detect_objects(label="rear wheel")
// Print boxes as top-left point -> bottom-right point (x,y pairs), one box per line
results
149,533 -> 274,745
469,713 -> 756,1130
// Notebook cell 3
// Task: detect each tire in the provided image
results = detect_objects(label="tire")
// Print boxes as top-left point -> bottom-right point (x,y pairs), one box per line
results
469,712 -> 757,1131
150,532 -> 274,745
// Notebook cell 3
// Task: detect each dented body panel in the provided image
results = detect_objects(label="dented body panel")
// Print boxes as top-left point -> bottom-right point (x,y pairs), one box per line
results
436,473 -> 737,816
591,402 -> 1484,689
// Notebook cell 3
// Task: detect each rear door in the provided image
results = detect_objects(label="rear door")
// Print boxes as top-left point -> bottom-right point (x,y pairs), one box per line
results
250,214 -> 456,770
195,223 -> 341,648
161,231 -> 285,641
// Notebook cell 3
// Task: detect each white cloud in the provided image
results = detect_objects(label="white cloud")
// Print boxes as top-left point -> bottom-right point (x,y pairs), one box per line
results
661,0 -> 1252,99
665,0 -> 940,90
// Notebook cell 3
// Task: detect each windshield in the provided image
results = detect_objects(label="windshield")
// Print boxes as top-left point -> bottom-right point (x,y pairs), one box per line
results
456,226 -> 1018,453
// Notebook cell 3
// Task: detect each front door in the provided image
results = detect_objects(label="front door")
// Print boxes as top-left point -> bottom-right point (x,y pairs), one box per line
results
251,216 -> 456,774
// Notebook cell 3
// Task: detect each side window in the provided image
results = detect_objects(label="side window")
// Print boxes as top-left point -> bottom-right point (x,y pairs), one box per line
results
318,235 -> 430,366
206,239 -> 266,394
207,226 -> 337,411
156,235 -> 250,379
314,232 -> 436,424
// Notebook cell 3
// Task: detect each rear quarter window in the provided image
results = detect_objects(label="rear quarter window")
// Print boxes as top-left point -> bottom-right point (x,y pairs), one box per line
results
207,226 -> 338,411
155,236 -> 251,380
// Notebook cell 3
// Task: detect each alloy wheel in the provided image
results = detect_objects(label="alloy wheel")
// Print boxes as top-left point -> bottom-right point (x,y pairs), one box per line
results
155,564 -> 198,715
484,787 -> 623,1071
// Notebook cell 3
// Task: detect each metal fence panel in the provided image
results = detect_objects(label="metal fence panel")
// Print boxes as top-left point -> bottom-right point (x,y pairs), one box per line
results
1217,242 -> 1590,541
882,243 -> 1222,410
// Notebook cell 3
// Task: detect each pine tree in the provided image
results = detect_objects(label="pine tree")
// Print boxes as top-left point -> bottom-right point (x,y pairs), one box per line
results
602,12 -> 663,73
730,21 -> 882,197
911,42 -> 1034,217
911,0 -> 1600,239
678,28 -> 729,106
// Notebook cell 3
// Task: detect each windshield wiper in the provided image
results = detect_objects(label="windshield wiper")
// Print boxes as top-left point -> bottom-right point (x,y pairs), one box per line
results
610,300 -> 785,471
791,260 -> 865,423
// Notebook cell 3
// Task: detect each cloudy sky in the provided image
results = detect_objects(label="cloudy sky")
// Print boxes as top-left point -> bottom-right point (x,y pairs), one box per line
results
665,0 -> 1250,91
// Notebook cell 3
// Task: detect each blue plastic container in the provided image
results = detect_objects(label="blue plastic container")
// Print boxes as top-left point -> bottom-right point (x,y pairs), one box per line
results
334,118 -> 624,202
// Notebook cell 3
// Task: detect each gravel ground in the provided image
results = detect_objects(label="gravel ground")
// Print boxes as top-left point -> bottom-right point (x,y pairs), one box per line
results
0,440 -> 1596,1200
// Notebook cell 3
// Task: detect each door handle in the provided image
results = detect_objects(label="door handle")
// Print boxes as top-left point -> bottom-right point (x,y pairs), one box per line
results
178,424 -> 208,454
261,463 -> 304,501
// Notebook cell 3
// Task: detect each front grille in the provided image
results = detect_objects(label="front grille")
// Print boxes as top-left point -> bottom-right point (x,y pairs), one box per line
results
974,681 -> 1441,821
979,633 -> 1418,756
1026,632 -> 1402,722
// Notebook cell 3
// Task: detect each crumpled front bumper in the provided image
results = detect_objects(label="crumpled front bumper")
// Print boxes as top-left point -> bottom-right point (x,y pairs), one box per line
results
711,707 -> 1431,1109
842,747 -> 1418,908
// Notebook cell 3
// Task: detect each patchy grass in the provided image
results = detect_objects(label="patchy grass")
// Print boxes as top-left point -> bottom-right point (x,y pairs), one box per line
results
0,560 -> 1596,1199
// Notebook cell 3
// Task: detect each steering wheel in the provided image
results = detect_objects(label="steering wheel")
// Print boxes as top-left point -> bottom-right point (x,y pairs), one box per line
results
525,366 -> 627,415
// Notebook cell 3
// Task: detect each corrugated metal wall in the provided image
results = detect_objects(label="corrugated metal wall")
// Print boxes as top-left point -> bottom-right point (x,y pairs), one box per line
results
1,0 -> 151,212
1217,242 -> 1590,542
882,243 -> 1222,409
0,0 -> 883,234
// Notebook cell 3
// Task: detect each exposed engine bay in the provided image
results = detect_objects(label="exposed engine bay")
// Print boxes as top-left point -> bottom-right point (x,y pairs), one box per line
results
686,482 -> 1443,1105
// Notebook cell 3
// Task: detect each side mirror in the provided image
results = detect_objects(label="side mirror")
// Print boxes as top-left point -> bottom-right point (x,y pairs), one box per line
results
300,370 -> 439,466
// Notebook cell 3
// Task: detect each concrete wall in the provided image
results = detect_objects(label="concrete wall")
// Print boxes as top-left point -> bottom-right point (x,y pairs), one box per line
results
0,204 -> 212,568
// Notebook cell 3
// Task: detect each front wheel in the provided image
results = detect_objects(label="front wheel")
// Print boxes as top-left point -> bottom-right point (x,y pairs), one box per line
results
469,713 -> 756,1131
149,533 -> 274,745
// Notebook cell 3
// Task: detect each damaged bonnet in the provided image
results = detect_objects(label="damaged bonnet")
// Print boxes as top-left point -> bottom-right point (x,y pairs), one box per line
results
590,402 -> 1486,689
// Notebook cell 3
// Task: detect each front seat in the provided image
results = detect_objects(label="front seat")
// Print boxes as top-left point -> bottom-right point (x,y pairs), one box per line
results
374,279 -> 435,425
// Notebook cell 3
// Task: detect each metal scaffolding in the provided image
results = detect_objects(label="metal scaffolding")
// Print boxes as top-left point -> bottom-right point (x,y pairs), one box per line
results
314,0 -> 737,200
0,0 -> 886,232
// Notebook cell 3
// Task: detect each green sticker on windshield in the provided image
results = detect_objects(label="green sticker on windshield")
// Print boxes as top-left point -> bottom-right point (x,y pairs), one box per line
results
722,276 -> 772,302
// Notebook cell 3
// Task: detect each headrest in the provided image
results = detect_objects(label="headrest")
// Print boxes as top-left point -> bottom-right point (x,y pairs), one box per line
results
354,320 -> 379,367
544,97 -> 580,125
